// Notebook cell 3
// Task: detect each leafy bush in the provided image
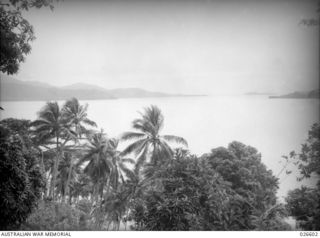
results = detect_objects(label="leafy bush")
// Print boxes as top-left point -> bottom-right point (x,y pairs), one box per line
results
0,124 -> 44,230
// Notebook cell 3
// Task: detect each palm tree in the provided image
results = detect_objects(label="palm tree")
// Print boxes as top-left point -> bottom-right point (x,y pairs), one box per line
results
107,138 -> 135,191
71,172 -> 93,203
56,151 -> 81,202
119,171 -> 147,230
40,148 -> 56,197
77,131 -> 113,203
120,105 -> 188,174
85,137 -> 135,230
31,102 -> 75,200
62,98 -> 97,139
62,98 -> 97,202
97,184 -> 131,230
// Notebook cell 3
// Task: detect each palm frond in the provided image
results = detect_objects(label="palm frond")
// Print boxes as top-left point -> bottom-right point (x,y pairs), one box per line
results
108,138 -> 119,149
142,163 -> 159,181
30,119 -> 50,127
134,145 -> 149,175
120,131 -> 146,141
158,140 -> 174,160
121,158 -> 135,164
142,105 -> 164,133
162,135 -> 188,147
132,119 -> 154,135
77,151 -> 97,167
83,118 -> 97,127
121,138 -> 147,156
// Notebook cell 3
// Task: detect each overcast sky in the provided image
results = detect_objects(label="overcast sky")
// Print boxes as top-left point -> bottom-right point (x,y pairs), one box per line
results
13,0 -> 319,94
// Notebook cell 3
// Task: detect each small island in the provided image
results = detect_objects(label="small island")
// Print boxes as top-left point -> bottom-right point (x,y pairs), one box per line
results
269,89 -> 320,99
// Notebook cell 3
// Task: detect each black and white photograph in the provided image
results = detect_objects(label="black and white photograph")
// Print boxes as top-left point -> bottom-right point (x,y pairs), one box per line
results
0,0 -> 319,233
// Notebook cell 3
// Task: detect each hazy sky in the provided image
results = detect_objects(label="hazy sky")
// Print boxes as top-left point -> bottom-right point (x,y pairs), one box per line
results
13,0 -> 319,94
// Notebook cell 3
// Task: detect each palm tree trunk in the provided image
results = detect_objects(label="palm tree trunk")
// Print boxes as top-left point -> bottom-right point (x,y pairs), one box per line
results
124,220 -> 127,231
106,177 -> 111,196
49,154 -> 59,199
106,221 -> 111,231
49,137 -> 60,201
99,182 -> 104,202
93,185 -> 99,204
64,161 -> 73,203
117,219 -> 121,231
39,149 -> 47,199
124,208 -> 130,230
68,193 -> 72,205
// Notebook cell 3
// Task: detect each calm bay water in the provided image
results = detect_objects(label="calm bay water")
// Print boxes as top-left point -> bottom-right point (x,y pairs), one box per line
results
1,95 -> 319,200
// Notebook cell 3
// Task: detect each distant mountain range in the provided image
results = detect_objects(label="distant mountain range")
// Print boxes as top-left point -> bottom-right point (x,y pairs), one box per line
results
0,75 -> 200,101
269,90 -> 320,99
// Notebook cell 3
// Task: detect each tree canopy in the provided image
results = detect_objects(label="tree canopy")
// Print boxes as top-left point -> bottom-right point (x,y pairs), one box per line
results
129,156 -> 234,230
0,0 -> 55,74
285,123 -> 320,231
129,142 -> 286,231
202,142 -> 280,229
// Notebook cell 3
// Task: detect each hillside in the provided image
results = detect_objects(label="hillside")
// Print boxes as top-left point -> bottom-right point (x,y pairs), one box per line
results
0,75 -> 180,101
0,75 -> 116,101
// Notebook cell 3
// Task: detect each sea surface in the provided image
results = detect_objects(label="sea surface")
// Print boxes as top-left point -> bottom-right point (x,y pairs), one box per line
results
1,95 -> 319,200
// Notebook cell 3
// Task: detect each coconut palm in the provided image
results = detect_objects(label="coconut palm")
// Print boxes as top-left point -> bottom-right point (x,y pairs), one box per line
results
120,105 -> 188,174
77,131 -> 114,202
62,97 -> 97,139
31,102 -> 75,200
107,138 -> 135,191
92,170 -> 142,231
118,170 -> 148,230
96,184 -> 131,230
56,152 -> 72,199
99,139 -> 138,230
71,172 -> 93,203
61,98 -> 97,202
40,148 -> 56,197
78,135 -> 136,229
56,151 -> 81,202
